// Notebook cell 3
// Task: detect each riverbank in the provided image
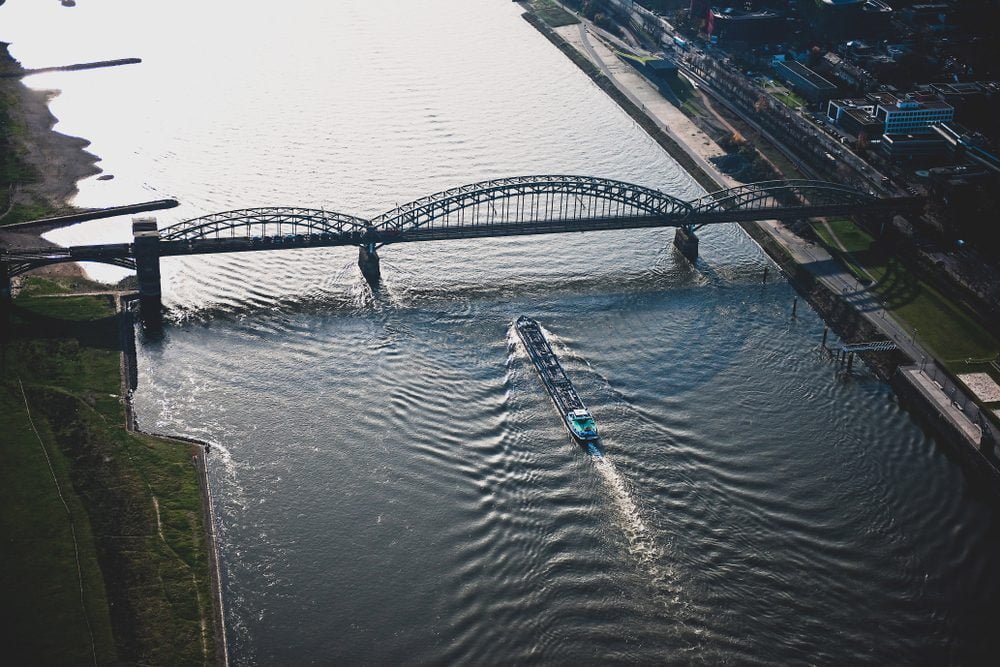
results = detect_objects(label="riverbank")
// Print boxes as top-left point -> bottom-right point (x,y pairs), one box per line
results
1,288 -> 221,662
520,3 -> 999,495
0,41 -> 227,662
0,43 -> 100,227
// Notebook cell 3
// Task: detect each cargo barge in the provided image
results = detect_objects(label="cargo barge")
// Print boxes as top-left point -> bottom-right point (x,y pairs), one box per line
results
515,316 -> 601,449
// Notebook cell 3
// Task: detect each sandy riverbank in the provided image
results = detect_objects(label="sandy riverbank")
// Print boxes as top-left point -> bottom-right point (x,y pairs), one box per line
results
1,43 -> 101,275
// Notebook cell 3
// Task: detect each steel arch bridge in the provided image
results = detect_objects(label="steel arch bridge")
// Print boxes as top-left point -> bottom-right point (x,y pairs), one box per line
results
156,176 -> 893,244
2,176 -> 919,294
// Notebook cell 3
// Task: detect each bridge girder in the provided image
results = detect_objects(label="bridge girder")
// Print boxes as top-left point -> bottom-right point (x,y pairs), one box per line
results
160,207 -> 370,241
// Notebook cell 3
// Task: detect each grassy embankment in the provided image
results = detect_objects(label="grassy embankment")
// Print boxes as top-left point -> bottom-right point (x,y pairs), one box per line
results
814,218 -> 1000,375
0,284 -> 217,664
526,0 -> 579,28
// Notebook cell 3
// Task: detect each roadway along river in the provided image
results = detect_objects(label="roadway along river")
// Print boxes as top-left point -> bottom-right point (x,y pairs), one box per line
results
4,0 -> 999,663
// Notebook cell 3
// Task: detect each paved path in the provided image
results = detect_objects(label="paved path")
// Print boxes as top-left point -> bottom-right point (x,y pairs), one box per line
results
555,23 -> 737,191
546,10 -> 988,446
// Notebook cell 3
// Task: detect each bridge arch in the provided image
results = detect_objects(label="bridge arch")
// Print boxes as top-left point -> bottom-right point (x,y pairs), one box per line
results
690,180 -> 877,215
160,207 -> 370,241
369,175 -> 693,239
5,254 -> 135,278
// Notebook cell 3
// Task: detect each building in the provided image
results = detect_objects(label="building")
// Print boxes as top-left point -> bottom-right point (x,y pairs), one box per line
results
705,8 -> 785,45
803,0 -> 894,40
827,97 -> 884,136
774,60 -> 839,104
874,93 -> 954,134
880,132 -> 949,161
926,81 -> 1000,139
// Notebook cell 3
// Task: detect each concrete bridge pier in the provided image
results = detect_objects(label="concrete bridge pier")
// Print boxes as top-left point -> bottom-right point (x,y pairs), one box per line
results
673,226 -> 699,263
132,217 -> 163,330
358,245 -> 381,286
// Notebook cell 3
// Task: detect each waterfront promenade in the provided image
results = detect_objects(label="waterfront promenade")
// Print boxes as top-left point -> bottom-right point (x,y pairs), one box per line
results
544,10 -> 993,459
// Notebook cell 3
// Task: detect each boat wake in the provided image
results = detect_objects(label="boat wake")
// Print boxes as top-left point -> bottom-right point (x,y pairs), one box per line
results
592,454 -> 676,596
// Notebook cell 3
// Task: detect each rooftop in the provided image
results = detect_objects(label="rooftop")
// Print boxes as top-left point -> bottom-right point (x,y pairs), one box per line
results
776,60 -> 839,90
880,92 -> 953,111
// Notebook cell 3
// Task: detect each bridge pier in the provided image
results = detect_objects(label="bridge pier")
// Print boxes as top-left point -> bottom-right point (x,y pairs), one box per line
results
358,245 -> 381,285
132,217 -> 163,330
673,226 -> 699,263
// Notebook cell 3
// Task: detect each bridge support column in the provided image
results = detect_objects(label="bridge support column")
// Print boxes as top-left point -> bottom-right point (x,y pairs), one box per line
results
358,245 -> 381,286
132,217 -> 163,331
673,226 -> 699,263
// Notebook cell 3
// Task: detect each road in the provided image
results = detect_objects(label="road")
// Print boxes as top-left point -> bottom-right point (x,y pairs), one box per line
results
544,4 -> 988,444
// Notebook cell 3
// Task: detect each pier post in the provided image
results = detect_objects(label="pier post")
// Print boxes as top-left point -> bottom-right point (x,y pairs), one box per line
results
132,217 -> 163,331
673,226 -> 699,263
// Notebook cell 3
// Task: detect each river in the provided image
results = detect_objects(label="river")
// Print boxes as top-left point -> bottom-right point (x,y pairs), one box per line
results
4,0 -> 998,663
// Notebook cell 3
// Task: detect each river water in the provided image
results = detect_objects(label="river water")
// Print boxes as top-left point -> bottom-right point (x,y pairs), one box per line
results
4,1 -> 999,663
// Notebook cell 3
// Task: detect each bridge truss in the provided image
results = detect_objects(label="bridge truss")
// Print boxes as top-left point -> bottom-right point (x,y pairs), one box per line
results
2,177 -> 917,279
160,207 -> 370,241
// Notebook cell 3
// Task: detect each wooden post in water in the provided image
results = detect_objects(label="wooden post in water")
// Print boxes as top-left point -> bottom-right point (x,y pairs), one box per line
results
791,297 -> 798,318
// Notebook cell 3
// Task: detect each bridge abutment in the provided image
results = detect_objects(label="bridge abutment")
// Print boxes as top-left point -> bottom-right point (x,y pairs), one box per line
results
673,226 -> 699,263
132,217 -> 163,330
358,245 -> 381,285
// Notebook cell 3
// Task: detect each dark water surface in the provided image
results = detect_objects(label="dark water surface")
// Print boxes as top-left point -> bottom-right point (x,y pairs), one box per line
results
3,0 -> 998,663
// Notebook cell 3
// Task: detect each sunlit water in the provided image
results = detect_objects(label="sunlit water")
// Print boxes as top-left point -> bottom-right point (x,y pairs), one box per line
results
4,1 -> 998,663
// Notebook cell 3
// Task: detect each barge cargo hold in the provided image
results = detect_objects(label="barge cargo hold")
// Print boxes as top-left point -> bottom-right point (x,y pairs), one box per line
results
515,316 -> 601,447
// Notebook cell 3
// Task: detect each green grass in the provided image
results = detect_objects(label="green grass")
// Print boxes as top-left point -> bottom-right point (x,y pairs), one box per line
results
774,90 -> 806,109
528,0 -> 580,28
664,73 -> 696,104
814,218 -> 1000,371
0,284 -> 216,663
616,51 -> 658,65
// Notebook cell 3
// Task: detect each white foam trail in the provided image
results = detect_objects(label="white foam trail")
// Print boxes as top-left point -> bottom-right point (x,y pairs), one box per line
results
593,456 -> 673,585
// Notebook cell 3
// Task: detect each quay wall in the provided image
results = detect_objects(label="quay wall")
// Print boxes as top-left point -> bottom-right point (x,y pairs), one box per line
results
117,297 -> 229,666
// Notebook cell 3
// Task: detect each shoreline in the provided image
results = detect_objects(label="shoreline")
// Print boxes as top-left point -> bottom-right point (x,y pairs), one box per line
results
118,295 -> 229,665
3,41 -> 230,661
521,7 -> 999,497
1,42 -> 100,275
2,66 -> 102,214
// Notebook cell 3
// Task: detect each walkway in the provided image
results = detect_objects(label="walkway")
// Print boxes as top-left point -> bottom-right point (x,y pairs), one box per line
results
547,8 -> 987,447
